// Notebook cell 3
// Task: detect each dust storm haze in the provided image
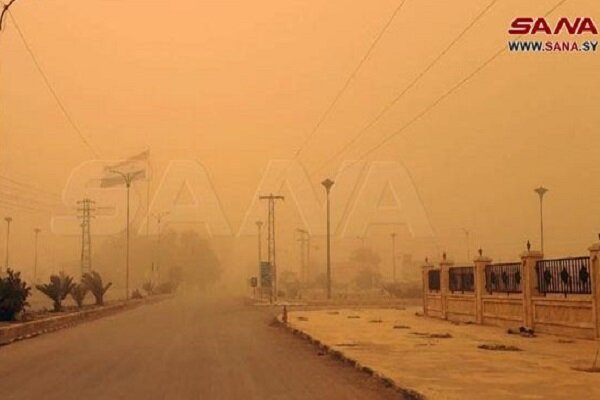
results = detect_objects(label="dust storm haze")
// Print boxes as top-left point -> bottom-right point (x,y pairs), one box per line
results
0,1 -> 600,398
0,0 -> 598,288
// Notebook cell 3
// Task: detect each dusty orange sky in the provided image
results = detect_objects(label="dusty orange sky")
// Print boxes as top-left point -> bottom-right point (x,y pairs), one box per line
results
0,0 -> 599,276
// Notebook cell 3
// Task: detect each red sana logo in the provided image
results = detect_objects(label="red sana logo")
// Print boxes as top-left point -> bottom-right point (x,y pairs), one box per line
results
509,17 -> 598,35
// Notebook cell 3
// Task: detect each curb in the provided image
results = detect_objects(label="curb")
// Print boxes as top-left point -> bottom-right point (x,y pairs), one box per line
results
275,316 -> 425,400
0,295 -> 172,346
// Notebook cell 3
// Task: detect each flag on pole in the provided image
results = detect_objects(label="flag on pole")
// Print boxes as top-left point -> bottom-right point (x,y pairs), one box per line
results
100,150 -> 149,188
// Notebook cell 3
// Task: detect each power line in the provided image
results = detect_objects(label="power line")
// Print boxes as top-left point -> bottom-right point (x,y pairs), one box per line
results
8,11 -> 100,158
272,0 -> 409,228
311,0 -> 569,176
310,0 -> 500,174
0,175 -> 61,199
292,0 -> 409,160
0,0 -> 17,32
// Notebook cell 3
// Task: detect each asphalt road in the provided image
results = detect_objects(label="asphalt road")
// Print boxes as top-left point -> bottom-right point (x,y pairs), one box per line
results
0,295 -> 406,400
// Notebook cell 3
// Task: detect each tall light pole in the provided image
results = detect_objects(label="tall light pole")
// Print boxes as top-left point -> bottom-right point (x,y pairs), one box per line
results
153,211 -> 169,282
391,233 -> 397,283
33,228 -> 41,282
462,228 -> 470,261
296,228 -> 310,284
4,216 -> 12,271
256,220 -> 263,296
534,186 -> 548,254
256,221 -> 263,264
321,178 -> 334,299
109,169 -> 143,300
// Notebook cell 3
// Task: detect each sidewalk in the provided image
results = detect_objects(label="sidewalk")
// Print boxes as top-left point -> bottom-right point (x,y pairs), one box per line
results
286,307 -> 600,400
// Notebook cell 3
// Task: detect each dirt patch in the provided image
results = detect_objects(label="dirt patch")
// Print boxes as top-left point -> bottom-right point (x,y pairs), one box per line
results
478,344 -> 522,352
557,339 -> 575,344
411,332 -> 452,339
571,367 -> 600,373
297,316 -> 309,321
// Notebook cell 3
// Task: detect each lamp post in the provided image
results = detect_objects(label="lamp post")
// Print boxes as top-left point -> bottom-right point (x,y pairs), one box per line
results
109,169 -> 143,300
391,233 -> 397,282
256,221 -> 263,265
152,212 -> 169,282
256,220 -> 263,297
321,178 -> 334,299
4,216 -> 12,271
462,228 -> 470,261
33,228 -> 41,282
534,186 -> 548,254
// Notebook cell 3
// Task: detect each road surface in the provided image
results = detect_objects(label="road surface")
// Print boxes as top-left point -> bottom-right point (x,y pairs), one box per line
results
0,295 -> 406,400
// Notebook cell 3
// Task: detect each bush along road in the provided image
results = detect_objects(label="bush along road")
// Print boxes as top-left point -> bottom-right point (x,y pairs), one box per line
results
0,268 -> 176,346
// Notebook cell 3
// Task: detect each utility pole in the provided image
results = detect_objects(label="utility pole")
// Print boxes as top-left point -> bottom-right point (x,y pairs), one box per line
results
321,178 -> 334,299
77,198 -> 95,276
109,169 -> 143,300
4,216 -> 11,271
391,233 -> 397,283
259,194 -> 284,302
152,211 -> 169,282
534,186 -> 548,255
33,228 -> 40,283
296,228 -> 310,284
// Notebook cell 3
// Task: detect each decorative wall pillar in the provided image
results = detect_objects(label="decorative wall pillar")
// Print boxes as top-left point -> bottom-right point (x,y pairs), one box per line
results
439,252 -> 454,320
473,249 -> 492,325
421,258 -> 435,317
520,241 -> 543,328
589,239 -> 600,339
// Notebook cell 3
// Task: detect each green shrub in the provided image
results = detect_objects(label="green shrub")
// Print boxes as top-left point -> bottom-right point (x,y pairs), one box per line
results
82,271 -> 112,306
70,283 -> 88,308
36,272 -> 75,312
0,269 -> 31,321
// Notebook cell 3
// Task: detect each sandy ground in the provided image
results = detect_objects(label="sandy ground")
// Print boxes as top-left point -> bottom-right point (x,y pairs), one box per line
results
287,307 -> 600,400
0,296 -> 407,400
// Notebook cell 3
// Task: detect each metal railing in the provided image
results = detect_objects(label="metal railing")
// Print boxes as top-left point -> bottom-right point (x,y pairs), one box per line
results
485,262 -> 522,294
536,257 -> 591,296
449,266 -> 474,293
428,269 -> 440,291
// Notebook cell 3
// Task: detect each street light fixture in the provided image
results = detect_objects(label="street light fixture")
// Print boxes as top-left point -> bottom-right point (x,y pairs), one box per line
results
391,233 -> 397,283
321,178 -> 334,299
34,228 -> 41,283
534,186 -> 548,254
4,216 -> 12,271
109,169 -> 144,300
152,211 -> 170,282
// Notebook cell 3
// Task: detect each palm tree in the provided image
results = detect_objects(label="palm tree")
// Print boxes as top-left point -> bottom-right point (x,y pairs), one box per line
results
36,272 -> 75,312
70,283 -> 88,308
82,271 -> 112,306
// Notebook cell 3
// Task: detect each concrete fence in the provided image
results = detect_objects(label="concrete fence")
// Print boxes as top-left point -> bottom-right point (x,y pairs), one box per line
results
422,241 -> 600,339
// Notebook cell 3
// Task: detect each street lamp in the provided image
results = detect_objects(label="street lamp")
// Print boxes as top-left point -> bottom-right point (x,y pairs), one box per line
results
34,228 -> 41,282
391,233 -> 397,283
462,228 -> 470,261
534,186 -> 548,254
321,178 -> 334,299
109,169 -> 144,300
296,228 -> 310,284
256,221 -> 263,264
152,212 -> 169,282
4,216 -> 12,271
